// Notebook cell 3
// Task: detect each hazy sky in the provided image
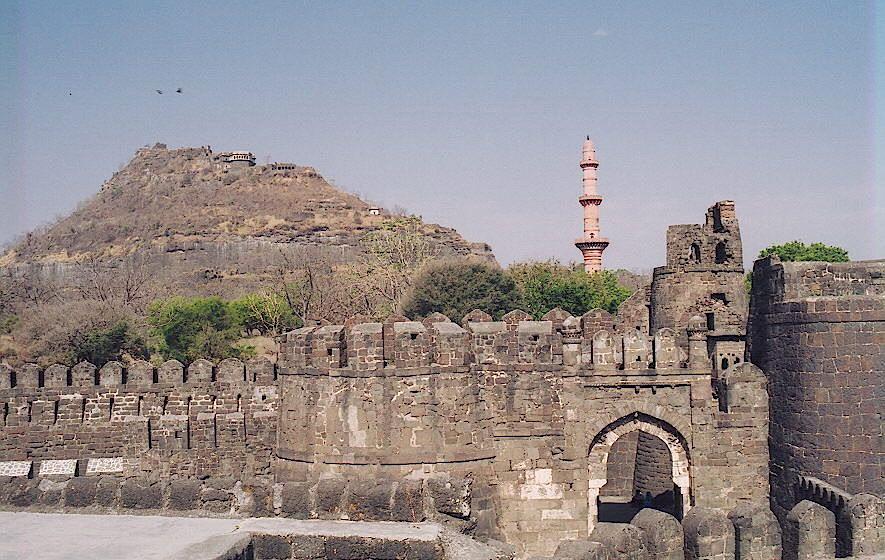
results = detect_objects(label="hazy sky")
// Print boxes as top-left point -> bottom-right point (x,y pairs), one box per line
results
2,1 -> 882,270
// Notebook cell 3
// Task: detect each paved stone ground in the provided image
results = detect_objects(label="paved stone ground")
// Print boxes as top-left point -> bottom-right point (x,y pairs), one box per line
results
0,511 -> 442,560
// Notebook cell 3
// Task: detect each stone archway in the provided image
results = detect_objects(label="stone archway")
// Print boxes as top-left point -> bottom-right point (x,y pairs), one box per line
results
587,413 -> 691,534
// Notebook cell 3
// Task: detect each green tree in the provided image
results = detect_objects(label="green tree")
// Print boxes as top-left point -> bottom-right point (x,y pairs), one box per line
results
229,291 -> 300,336
147,296 -> 251,363
508,260 -> 632,317
72,321 -> 148,365
401,260 -> 521,320
758,241 -> 849,262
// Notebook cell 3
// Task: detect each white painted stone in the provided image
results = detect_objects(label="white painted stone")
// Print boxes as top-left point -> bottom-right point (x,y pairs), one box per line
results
39,459 -> 76,477
529,468 -> 553,485
520,483 -> 563,500
86,457 -> 124,474
541,509 -> 575,520
0,461 -> 31,477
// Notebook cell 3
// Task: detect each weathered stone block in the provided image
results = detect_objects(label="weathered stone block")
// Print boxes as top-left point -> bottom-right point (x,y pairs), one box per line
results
345,480 -> 393,521
632,508 -> 683,560
64,477 -> 98,508
37,478 -> 67,506
683,507 -> 736,560
428,475 -> 471,519
392,480 -> 426,522
315,478 -> 347,517
727,503 -> 781,560
280,482 -> 310,518
157,359 -> 184,384
252,534 -> 291,560
290,535 -> 325,559
94,477 -> 120,507
167,479 -> 201,511
555,539 -> 607,560
121,479 -> 162,509
98,361 -> 123,386
589,522 -> 648,560
8,479 -> 40,507
784,500 -> 835,560
234,480 -> 272,517
217,358 -> 246,383
846,493 -> 885,558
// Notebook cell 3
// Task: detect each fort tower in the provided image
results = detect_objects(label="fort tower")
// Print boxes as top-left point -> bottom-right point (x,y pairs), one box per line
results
575,136 -> 609,272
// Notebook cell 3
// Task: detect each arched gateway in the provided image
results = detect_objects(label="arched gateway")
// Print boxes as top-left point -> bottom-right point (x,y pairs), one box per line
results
587,413 -> 692,533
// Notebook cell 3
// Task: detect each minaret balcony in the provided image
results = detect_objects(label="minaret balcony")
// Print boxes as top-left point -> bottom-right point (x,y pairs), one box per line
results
575,237 -> 610,250
579,194 -> 604,206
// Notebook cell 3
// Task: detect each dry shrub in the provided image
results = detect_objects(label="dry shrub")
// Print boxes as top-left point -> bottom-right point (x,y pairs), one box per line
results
9,300 -> 147,366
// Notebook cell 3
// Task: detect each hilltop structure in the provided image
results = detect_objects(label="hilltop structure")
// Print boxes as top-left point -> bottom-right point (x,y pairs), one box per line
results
0,143 -> 494,302
575,137 -> 609,273
1,197 -> 880,559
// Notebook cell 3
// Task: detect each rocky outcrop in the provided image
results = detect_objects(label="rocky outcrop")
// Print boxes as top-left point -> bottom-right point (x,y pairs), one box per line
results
2,143 -> 494,297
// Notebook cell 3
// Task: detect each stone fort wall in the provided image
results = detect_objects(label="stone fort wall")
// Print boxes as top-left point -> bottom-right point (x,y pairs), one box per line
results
0,313 -> 770,557
0,357 -> 278,480
748,257 -> 884,514
273,309 -> 770,557
748,256 -> 884,557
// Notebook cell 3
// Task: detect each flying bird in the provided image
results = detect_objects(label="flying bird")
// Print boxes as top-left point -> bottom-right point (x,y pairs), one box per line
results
155,89 -> 163,94
176,88 -> 183,94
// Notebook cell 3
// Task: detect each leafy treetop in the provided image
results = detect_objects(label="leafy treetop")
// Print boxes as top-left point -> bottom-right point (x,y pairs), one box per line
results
401,260 -> 521,321
508,260 -> 632,318
758,241 -> 849,263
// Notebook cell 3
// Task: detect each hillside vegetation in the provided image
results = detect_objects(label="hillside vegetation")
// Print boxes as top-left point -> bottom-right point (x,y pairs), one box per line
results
0,144 -> 494,364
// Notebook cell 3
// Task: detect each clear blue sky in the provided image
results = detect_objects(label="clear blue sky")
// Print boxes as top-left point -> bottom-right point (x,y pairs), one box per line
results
1,1 -> 881,270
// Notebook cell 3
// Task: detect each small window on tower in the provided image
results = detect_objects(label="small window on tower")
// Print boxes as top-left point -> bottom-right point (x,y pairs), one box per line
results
715,242 -> 728,264
706,312 -> 715,331
690,243 -> 701,264
712,293 -> 728,304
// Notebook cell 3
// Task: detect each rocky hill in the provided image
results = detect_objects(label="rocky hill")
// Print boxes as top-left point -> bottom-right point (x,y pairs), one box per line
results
2,143 -> 494,299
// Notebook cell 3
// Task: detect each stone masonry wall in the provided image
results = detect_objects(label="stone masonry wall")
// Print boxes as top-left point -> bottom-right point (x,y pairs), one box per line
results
633,430 -> 673,498
650,201 -> 748,350
601,430 -> 638,497
275,310 -> 771,558
748,257 -> 885,521
0,358 -> 278,480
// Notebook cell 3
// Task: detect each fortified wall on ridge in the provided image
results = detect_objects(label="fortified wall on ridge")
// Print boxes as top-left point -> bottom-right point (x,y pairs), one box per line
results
0,202 -> 882,560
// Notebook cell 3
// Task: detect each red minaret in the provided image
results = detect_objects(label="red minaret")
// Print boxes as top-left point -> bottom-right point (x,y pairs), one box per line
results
574,136 -> 609,273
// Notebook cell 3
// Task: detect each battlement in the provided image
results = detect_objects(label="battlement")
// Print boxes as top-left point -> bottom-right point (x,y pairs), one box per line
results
0,357 -> 278,479
0,357 -> 275,391
278,309 -> 714,373
751,255 -> 885,303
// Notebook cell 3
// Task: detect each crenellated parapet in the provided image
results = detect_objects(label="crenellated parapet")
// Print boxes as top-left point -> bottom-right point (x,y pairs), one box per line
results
0,357 -> 276,391
278,310 -> 708,373
0,357 -> 278,479
272,308 -> 776,557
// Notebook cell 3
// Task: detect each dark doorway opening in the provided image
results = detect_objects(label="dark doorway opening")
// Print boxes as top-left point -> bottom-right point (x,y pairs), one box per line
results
598,430 -> 679,522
